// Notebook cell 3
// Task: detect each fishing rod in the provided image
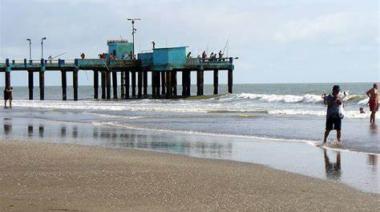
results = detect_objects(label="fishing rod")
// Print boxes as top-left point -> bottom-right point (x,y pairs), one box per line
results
51,52 -> 67,59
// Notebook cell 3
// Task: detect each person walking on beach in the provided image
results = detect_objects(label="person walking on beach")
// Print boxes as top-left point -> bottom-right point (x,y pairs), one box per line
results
367,83 -> 379,124
322,85 -> 343,144
3,87 -> 13,109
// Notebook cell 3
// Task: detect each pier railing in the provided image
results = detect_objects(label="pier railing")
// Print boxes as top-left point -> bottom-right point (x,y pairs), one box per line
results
185,57 -> 234,70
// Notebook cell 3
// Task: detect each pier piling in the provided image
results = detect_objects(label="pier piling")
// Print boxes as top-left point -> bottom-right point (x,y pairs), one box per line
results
166,71 -> 172,98
28,70 -> 33,100
112,70 -> 118,99
161,72 -> 166,96
143,70 -> 148,97
73,69 -> 78,101
39,71 -> 45,100
101,71 -> 106,99
197,69 -> 204,96
93,70 -> 99,99
5,72 -> 10,89
213,69 -> 218,95
4,59 -> 11,89
131,71 -> 136,98
182,71 -> 191,97
120,72 -> 125,99
125,70 -> 130,99
137,71 -> 142,98
61,70 -> 67,100
172,71 -> 177,97
39,59 -> 45,100
125,71 -> 130,99
228,69 -> 233,93
106,71 -> 111,100
151,72 -> 156,98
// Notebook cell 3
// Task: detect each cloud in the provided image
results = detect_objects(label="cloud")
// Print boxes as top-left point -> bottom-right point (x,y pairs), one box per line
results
274,12 -> 379,44
1,0 -> 379,83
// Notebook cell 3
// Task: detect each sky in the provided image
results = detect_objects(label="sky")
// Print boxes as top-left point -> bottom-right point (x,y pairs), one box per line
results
0,0 -> 379,85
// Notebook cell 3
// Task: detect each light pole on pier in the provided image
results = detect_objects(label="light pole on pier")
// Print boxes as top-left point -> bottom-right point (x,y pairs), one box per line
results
41,37 -> 47,59
127,18 -> 141,59
26,38 -> 32,60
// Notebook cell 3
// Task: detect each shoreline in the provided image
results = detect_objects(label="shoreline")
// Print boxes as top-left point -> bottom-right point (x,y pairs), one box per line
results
1,114 -> 379,194
0,141 -> 379,211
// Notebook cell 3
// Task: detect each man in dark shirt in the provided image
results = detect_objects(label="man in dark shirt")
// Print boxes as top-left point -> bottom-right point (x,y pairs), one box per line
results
323,85 -> 343,144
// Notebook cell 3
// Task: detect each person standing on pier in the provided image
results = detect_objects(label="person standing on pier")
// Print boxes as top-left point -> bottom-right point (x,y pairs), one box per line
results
202,51 -> 207,62
152,41 -> 156,49
3,87 -> 13,109
367,83 -> 379,124
218,50 -> 224,61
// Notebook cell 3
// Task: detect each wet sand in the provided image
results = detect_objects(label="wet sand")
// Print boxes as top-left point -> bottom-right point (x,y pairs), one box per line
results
0,141 -> 379,212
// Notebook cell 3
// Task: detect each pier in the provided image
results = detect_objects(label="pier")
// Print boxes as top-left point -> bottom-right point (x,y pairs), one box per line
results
0,41 -> 235,101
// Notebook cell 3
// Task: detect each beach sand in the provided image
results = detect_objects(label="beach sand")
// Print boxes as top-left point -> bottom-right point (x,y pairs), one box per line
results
0,141 -> 378,212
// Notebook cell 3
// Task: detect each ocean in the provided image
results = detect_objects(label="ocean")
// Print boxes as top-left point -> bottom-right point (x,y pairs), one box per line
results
1,83 -> 378,153
1,83 -> 379,193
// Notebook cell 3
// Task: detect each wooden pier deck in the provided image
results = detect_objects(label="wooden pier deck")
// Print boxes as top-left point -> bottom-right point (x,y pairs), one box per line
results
0,57 -> 234,101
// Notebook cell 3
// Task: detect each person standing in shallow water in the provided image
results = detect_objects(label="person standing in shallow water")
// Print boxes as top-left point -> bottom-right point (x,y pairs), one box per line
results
3,87 -> 13,109
367,83 -> 379,124
322,85 -> 343,144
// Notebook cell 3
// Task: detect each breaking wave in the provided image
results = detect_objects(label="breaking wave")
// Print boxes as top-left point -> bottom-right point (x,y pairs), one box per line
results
236,93 -> 368,105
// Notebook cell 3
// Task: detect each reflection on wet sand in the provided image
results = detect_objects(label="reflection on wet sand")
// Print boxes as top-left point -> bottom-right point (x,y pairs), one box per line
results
1,121 -> 232,159
61,126 -> 67,137
324,150 -> 341,180
28,125 -> 33,137
3,118 -> 12,135
39,125 -> 44,137
91,127 -> 232,158
72,126 -> 78,138
368,154 -> 378,172
0,119 -> 378,193
369,123 -> 378,135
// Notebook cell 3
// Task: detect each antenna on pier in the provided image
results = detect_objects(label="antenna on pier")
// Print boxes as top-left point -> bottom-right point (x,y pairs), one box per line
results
127,18 -> 141,58
223,39 -> 229,57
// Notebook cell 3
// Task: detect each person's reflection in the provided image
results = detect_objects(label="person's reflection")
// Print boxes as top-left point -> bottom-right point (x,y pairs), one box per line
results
324,149 -> 342,180
27,125 -> 33,137
369,123 -> 378,135
38,125 -> 44,138
3,118 -> 12,135
93,127 -> 99,139
72,126 -> 78,138
61,126 -> 67,138
367,155 -> 378,172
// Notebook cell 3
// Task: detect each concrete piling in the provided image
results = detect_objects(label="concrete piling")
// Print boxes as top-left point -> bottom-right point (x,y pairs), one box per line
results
28,70 -> 33,100
93,70 -> 99,99
161,72 -> 166,96
197,69 -> 204,96
73,69 -> 78,101
101,71 -> 106,99
106,71 -> 111,100
39,59 -> 45,100
61,70 -> 67,101
228,69 -> 233,94
143,69 -> 148,97
131,71 -> 136,98
125,70 -> 130,99
213,69 -> 218,95
120,72 -> 125,99
112,71 -> 118,99
137,71 -> 143,98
